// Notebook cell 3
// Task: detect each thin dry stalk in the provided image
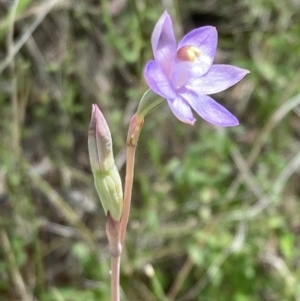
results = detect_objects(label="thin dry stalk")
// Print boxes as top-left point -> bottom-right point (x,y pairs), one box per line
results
0,0 -> 61,74
24,159 -> 97,249
8,0 -> 20,155
0,229 -> 32,301
225,93 -> 300,203
226,149 -> 300,223
179,219 -> 246,301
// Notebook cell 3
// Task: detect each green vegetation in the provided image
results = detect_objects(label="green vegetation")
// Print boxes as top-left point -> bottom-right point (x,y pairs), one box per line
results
1,0 -> 300,300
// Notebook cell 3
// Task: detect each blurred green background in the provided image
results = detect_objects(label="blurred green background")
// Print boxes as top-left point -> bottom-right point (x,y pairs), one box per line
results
1,0 -> 300,300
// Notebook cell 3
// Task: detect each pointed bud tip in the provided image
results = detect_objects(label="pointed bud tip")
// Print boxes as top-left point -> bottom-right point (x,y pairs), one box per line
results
90,104 -> 111,140
91,104 -> 96,117
91,104 -> 104,123
88,103 -> 114,173
90,104 -> 102,131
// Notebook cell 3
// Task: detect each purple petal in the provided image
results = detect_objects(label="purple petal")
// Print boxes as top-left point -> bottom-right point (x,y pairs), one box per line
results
167,97 -> 196,125
187,65 -> 249,94
178,27 -> 217,77
180,90 -> 239,127
151,11 -> 177,74
144,60 -> 177,99
169,59 -> 191,89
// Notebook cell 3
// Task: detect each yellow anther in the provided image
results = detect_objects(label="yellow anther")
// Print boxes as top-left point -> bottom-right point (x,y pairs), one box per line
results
177,46 -> 201,62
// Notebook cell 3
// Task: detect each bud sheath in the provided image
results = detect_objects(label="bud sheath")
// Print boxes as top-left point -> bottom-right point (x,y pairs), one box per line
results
88,104 -> 123,221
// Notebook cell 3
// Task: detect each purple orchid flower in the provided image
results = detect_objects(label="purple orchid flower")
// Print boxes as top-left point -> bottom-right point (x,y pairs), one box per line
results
143,11 -> 249,127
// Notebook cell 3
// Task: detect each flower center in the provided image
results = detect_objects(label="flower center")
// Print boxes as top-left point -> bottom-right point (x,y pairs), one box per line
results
170,46 -> 200,90
177,46 -> 200,62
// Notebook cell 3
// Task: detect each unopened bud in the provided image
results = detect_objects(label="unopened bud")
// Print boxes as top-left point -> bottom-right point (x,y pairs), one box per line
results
88,104 -> 123,221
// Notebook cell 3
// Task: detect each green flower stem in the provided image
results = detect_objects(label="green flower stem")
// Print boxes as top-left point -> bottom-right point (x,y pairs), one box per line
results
136,89 -> 164,121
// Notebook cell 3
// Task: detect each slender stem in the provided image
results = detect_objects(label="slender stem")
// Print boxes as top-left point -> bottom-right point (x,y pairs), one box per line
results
108,114 -> 143,300
111,254 -> 121,301
120,115 -> 144,245
106,213 -> 122,301
120,145 -> 136,245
